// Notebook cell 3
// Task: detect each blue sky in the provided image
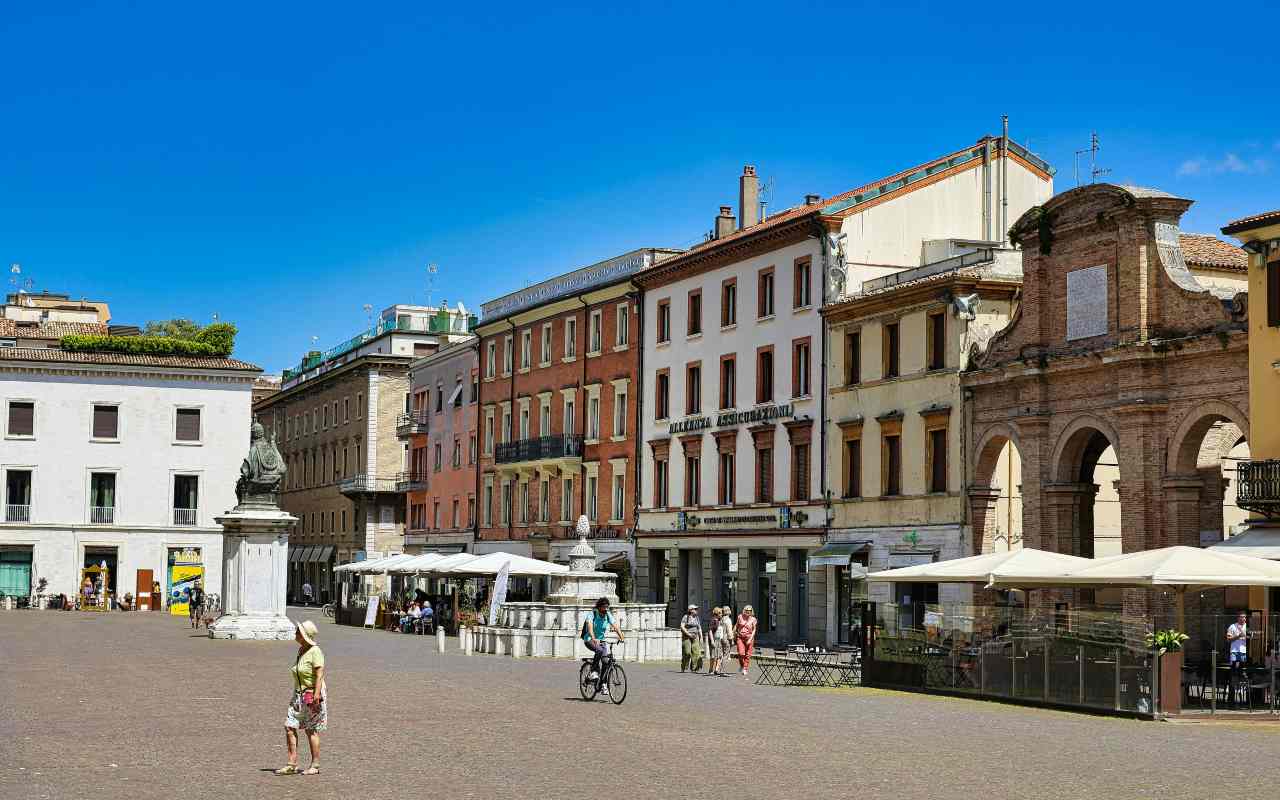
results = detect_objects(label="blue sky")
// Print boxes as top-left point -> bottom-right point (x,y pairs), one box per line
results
2,2 -> 1276,372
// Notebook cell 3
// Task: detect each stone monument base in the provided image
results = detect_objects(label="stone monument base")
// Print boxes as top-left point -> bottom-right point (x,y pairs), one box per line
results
209,613 -> 297,640
208,502 -> 297,641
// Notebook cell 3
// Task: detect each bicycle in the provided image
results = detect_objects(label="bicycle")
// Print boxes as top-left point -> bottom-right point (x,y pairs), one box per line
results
321,602 -> 335,619
578,641 -> 627,705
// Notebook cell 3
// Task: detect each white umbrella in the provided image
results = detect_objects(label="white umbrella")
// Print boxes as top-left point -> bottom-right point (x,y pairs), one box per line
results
988,546 -> 1280,629
867,548 -> 1091,585
416,552 -> 484,575
385,553 -> 447,575
443,552 -> 569,577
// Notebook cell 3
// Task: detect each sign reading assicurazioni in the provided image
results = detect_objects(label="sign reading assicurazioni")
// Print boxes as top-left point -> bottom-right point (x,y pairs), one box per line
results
481,250 -> 652,320
669,402 -> 794,435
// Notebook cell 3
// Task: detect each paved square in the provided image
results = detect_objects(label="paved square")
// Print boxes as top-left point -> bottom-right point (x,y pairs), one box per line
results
3,610 -> 1280,799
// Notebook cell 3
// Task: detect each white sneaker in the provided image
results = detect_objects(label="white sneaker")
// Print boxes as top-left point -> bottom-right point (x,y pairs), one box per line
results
601,685 -> 610,695
588,671 -> 599,681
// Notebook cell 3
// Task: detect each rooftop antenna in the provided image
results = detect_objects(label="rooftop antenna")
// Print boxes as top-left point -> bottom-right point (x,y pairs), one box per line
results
211,312 -> 219,323
1074,131 -> 1111,187
362,304 -> 373,327
426,263 -> 439,308
8,263 -> 34,303
758,176 -> 775,223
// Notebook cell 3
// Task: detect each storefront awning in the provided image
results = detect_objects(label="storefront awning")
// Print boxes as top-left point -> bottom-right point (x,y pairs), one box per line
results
807,542 -> 870,569
1209,528 -> 1280,560
300,546 -> 319,563
314,546 -> 334,563
289,547 -> 305,562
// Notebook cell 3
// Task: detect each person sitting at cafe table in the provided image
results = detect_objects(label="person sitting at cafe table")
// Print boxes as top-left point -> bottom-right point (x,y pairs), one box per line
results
399,601 -> 421,633
1227,612 -> 1249,670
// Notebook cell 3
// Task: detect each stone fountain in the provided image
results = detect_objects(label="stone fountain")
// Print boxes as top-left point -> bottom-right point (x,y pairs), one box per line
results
471,518 -> 679,662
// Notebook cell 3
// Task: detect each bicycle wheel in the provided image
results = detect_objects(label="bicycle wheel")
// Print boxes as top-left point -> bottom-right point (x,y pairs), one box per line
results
607,662 -> 627,705
579,662 -> 599,701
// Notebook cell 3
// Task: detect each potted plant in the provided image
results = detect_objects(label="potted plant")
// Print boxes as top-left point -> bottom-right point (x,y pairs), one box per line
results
34,578 -> 48,609
1146,628 -> 1190,715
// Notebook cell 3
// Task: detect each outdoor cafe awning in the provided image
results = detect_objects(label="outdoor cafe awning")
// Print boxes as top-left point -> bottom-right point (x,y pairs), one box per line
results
807,542 -> 870,569
441,552 -> 568,577
385,553 -> 447,574
986,546 -> 1280,590
867,548 -> 1091,585
1208,528 -> 1280,560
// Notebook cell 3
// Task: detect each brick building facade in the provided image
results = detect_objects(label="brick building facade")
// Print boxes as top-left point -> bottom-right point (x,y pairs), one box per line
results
403,339 -> 479,554
475,249 -> 678,594
964,184 -> 1250,614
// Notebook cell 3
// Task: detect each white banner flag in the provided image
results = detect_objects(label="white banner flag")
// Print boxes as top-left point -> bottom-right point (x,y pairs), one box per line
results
488,560 -> 511,626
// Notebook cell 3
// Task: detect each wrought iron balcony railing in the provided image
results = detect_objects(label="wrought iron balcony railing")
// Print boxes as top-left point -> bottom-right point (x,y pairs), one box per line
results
1237,459 -> 1280,518
5,504 -> 30,523
173,508 -> 198,526
338,475 -> 404,495
495,434 -> 584,465
395,471 -> 429,492
90,506 -> 115,524
395,411 -> 430,439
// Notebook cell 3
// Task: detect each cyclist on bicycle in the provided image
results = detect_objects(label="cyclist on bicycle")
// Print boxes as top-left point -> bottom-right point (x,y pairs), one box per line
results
582,597 -> 624,687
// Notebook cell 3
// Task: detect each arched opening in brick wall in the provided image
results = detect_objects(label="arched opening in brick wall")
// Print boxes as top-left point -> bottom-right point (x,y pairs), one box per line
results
970,425 -> 1023,557
1166,402 -> 1252,549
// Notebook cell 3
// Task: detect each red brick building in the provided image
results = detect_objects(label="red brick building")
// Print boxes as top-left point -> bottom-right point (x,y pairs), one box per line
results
402,339 -> 479,554
475,249 -> 680,592
964,184 -> 1249,614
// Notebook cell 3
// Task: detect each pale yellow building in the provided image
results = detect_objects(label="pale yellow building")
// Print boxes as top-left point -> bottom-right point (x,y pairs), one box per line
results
821,248 -> 1022,641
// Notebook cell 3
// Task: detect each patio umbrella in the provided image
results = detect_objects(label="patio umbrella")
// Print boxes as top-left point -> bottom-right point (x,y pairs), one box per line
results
415,552 -> 484,575
385,553 -> 447,575
866,548 -> 1091,585
441,552 -> 568,577
988,546 -> 1280,629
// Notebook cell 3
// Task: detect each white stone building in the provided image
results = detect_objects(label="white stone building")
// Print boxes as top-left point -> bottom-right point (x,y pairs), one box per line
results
0,340 -> 259,607
634,135 -> 1054,644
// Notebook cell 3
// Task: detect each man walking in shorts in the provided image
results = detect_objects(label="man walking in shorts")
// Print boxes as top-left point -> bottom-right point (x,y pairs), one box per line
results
188,580 -> 205,629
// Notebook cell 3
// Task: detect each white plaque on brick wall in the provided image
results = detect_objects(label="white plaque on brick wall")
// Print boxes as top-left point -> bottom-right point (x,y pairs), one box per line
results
1066,265 -> 1108,341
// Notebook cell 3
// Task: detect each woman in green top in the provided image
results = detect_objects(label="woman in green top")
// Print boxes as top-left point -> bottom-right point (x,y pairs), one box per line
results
276,620 -> 327,776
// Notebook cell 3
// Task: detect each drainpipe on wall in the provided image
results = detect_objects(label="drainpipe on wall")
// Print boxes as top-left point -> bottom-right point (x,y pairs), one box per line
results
630,286 -> 644,543
507,319 -> 517,543
812,216 -> 832,540
471,338 -> 481,548
579,297 -> 590,522
1001,115 -> 1010,245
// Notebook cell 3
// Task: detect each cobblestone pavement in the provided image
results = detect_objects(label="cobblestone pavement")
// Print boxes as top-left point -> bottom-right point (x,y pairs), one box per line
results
3,609 -> 1280,800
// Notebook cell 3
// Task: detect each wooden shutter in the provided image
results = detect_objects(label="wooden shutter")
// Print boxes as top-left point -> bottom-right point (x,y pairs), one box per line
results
175,408 -> 201,441
92,405 -> 118,439
1268,261 -> 1280,328
8,402 -> 34,436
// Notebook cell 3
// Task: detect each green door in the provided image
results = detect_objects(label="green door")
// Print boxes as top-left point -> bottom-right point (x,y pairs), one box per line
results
0,551 -> 33,597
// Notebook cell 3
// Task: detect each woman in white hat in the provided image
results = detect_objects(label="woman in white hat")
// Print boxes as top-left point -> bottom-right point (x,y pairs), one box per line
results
276,620 -> 327,775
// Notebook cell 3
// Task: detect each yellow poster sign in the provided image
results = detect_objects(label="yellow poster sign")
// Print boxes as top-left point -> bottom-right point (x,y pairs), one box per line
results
168,548 -> 204,616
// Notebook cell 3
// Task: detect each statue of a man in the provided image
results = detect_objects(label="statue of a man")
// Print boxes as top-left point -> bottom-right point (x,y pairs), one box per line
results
236,421 -> 287,505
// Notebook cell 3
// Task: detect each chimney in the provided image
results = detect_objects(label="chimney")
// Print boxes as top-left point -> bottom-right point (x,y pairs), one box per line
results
805,194 -> 821,206
715,206 -> 736,239
739,165 -> 758,230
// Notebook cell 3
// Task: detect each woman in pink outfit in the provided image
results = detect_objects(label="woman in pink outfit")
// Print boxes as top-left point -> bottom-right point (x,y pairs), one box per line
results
735,605 -> 758,680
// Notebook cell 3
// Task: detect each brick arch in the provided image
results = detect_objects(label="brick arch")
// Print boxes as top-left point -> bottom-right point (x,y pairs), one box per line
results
973,422 -> 1022,488
1165,399 -> 1250,475
1050,413 -> 1124,484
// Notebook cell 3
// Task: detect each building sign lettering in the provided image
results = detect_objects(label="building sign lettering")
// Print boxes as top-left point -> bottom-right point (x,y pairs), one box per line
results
481,250 -> 652,320
669,403 -> 794,436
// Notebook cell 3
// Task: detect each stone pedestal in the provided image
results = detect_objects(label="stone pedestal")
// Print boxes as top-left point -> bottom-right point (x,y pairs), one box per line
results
208,504 -> 297,641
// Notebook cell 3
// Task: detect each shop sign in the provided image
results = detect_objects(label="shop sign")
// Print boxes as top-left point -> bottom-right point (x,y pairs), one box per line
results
167,547 -> 204,617
686,513 -> 777,530
481,250 -> 651,320
669,403 -> 794,436
728,552 -> 738,573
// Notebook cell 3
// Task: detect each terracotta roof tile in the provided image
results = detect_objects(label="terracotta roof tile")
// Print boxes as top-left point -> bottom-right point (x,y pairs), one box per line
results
0,319 -> 109,338
1223,209 -> 1280,235
0,347 -> 261,372
1179,233 -> 1248,272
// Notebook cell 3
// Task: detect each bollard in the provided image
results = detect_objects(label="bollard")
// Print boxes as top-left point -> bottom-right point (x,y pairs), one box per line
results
464,627 -> 473,656
637,637 -> 645,665
436,625 -> 445,654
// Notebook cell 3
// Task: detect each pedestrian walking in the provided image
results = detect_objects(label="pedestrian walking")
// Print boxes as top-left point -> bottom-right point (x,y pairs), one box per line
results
301,581 -> 314,607
716,606 -> 735,676
680,604 -> 703,673
276,620 -> 327,776
735,605 -> 758,680
188,580 -> 205,629
707,607 -> 724,675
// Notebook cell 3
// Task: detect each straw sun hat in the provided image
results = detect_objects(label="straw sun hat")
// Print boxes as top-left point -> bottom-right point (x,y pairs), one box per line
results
296,620 -> 319,646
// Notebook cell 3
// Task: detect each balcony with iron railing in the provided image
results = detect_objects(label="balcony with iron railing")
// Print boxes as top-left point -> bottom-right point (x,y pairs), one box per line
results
173,508 -> 198,526
1237,459 -> 1280,518
395,471 -> 429,492
396,411 -> 430,439
339,474 -> 406,496
495,434 -> 584,467
5,504 -> 30,523
90,506 -> 115,524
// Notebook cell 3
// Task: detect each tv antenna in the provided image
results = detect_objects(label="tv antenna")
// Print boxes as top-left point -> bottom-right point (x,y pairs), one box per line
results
362,304 -> 373,327
426,263 -> 439,308
1074,131 -> 1111,187
758,176 -> 775,223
